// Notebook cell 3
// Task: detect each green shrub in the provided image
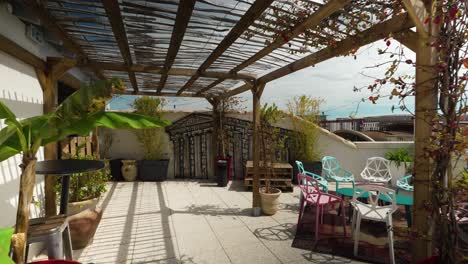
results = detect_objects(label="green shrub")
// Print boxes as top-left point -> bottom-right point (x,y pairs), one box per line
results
132,96 -> 166,160
55,154 -> 110,202
385,148 -> 413,167
287,95 -> 323,162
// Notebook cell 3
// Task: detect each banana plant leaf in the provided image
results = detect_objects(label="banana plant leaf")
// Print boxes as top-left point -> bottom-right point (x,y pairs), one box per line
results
0,78 -> 170,162
0,228 -> 13,264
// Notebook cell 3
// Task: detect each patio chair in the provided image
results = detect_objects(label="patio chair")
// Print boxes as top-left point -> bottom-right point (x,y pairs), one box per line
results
295,160 -> 328,192
321,156 -> 355,190
351,184 -> 398,264
297,174 -> 347,244
360,157 -> 392,184
396,175 -> 413,193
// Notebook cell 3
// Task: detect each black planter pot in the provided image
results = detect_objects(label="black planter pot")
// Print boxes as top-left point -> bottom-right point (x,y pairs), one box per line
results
216,159 -> 228,187
138,160 -> 169,182
109,159 -> 124,181
292,160 -> 322,184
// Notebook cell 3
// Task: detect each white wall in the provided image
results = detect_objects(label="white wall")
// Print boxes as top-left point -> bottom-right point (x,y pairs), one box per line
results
0,3 -> 88,228
104,111 -> 416,180
0,50 -> 45,227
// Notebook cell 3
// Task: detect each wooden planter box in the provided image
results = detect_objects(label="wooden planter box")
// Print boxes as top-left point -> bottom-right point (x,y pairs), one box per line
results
244,161 -> 293,190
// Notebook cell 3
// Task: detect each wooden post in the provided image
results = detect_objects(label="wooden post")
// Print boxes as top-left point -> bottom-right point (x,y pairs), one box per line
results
251,83 -> 265,215
36,69 -> 58,217
412,2 -> 439,261
36,58 -> 76,216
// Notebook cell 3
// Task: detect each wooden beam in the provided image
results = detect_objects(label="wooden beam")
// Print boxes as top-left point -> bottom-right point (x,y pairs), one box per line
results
216,13 -> 415,100
402,0 -> 429,38
395,30 -> 419,52
113,90 -> 205,98
0,34 -> 83,89
0,34 -> 46,70
251,84 -> 265,213
102,0 -> 138,93
60,73 -> 82,90
200,0 -> 351,95
158,0 -> 196,94
176,0 -> 274,95
23,0 -> 106,80
232,0 -> 352,74
82,61 -> 256,80
47,57 -> 77,80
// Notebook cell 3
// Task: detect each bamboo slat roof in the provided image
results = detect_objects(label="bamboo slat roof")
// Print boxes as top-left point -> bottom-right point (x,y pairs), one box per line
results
19,0 -> 410,99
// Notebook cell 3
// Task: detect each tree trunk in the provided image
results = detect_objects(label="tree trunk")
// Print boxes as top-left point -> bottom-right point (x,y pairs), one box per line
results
12,156 -> 37,264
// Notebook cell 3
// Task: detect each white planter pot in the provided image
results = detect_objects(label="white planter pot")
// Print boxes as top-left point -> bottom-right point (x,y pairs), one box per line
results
389,162 -> 412,187
121,160 -> 138,181
260,187 -> 282,215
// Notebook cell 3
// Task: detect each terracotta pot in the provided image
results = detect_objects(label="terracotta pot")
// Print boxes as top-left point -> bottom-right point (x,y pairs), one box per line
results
260,187 -> 282,215
68,207 -> 103,250
67,197 -> 99,216
121,160 -> 137,181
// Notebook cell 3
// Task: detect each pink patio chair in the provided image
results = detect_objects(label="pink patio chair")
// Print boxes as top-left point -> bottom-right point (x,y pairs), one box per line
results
297,173 -> 347,244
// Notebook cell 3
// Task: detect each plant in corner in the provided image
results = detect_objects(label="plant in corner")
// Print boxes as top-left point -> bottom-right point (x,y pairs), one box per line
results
213,96 -> 245,186
0,78 -> 169,262
385,148 -> 413,187
132,96 -> 169,182
287,95 -> 323,180
259,103 -> 286,215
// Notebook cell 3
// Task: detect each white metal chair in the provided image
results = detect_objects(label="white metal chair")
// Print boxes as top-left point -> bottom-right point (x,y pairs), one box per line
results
351,184 -> 398,264
360,157 -> 392,184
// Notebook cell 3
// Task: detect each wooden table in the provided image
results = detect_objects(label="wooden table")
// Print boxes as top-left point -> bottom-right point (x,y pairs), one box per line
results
36,160 -> 104,215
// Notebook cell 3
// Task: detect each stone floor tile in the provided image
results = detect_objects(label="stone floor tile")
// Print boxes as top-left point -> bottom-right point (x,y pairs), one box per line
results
224,241 -> 281,264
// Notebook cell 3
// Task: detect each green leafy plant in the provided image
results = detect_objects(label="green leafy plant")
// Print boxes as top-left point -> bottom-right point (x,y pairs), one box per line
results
55,153 -> 110,202
385,148 -> 413,167
287,95 -> 322,162
0,228 -> 13,264
260,103 -> 286,193
132,96 -> 166,160
0,78 -> 169,262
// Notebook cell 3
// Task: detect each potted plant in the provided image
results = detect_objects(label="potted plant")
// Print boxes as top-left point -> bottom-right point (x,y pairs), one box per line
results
53,152 -> 110,249
259,103 -> 285,215
287,95 -> 323,182
385,148 -> 413,187
214,97 -> 244,186
0,78 -> 169,262
132,96 -> 169,182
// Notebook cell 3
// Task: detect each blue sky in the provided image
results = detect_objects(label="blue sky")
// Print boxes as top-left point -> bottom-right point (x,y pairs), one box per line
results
110,41 -> 416,119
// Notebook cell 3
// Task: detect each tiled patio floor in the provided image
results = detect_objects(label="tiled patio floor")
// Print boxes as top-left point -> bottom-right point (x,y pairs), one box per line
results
75,181 -> 365,264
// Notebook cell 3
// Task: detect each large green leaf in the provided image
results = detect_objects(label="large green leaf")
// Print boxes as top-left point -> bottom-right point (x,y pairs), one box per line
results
0,100 -> 27,151
94,112 -> 170,129
40,111 -> 171,146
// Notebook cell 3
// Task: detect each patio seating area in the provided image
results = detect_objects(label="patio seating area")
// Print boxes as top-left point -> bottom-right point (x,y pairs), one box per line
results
69,181 -> 364,264
0,0 -> 466,263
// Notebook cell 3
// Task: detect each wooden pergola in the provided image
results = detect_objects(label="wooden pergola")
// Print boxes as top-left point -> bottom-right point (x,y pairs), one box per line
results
2,0 -> 439,261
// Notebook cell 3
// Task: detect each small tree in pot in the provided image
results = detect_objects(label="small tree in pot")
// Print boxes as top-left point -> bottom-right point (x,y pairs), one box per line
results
132,96 -> 169,181
214,96 -> 245,186
287,95 -> 323,179
259,103 -> 286,215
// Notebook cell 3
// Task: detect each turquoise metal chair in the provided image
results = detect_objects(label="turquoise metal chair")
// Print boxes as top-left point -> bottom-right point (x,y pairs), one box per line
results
396,175 -> 413,193
295,160 -> 328,192
321,156 -> 355,190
